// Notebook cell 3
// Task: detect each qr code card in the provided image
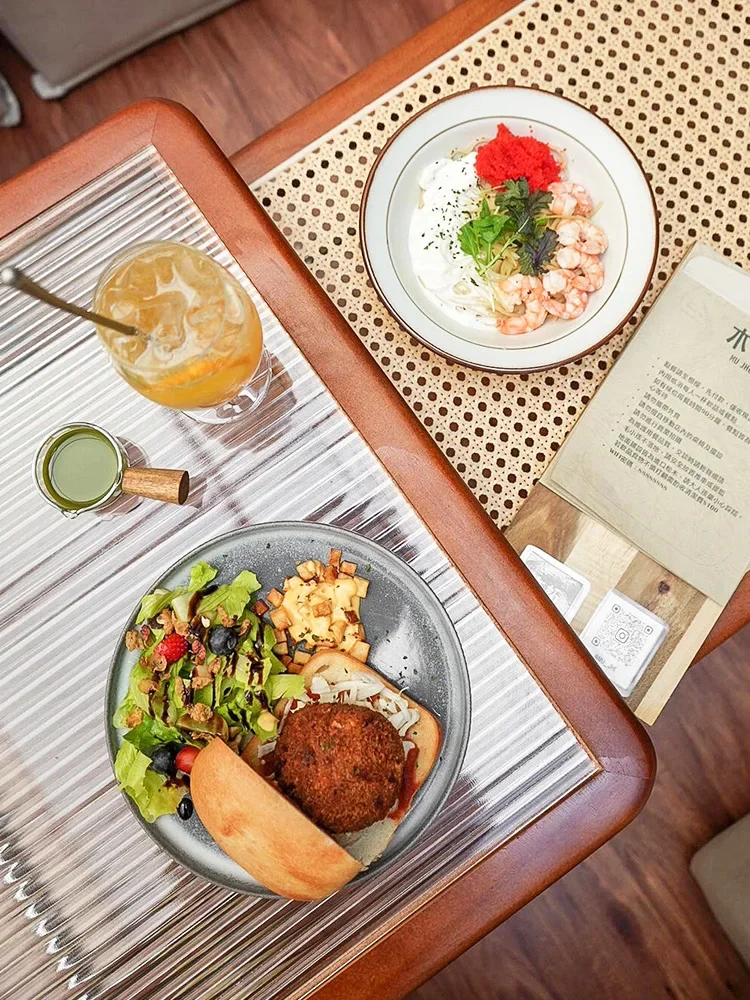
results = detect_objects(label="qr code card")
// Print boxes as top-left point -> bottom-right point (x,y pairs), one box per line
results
580,590 -> 669,696
520,545 -> 591,622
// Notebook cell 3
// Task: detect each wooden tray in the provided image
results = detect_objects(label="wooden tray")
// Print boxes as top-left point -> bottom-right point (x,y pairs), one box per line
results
0,101 -> 653,1000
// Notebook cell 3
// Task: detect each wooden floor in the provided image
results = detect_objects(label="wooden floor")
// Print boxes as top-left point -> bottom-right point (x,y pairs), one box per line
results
2,2 -> 750,997
0,0 -> 459,185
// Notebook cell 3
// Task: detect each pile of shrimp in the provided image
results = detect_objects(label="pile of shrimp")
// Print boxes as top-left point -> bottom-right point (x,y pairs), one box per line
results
495,181 -> 607,336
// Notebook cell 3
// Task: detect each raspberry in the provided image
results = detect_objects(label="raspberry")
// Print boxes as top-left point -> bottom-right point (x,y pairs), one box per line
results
155,633 -> 188,664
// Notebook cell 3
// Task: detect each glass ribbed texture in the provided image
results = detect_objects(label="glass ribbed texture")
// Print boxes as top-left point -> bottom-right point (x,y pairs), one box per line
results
0,148 -> 598,1000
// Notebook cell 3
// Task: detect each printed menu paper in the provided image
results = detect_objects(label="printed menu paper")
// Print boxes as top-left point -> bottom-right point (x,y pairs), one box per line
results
543,244 -> 750,605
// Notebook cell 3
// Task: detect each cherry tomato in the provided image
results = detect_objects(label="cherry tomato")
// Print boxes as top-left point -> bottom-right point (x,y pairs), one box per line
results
175,745 -> 200,775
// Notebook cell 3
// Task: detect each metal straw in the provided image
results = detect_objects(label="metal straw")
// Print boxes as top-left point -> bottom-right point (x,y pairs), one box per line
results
0,265 -> 144,338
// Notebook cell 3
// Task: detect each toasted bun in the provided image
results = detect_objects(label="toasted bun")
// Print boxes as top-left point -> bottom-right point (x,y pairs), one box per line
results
191,737 -> 362,900
193,652 -> 443,896
300,650 -> 442,865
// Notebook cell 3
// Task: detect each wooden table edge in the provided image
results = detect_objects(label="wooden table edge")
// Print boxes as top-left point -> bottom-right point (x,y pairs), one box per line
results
0,99 -> 656,1000
226,0 -> 749,663
311,768 -> 653,1000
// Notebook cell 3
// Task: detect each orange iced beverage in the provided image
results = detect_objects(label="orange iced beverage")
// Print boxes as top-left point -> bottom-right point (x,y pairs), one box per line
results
94,242 -> 263,411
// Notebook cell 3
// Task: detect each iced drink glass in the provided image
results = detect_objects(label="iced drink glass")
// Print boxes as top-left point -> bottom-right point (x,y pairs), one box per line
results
93,241 -> 270,422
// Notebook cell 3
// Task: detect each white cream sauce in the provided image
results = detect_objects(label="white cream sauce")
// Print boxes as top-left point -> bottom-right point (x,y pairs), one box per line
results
408,151 -> 497,330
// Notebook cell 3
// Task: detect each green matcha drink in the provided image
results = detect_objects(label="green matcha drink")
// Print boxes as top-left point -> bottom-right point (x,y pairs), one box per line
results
36,424 -> 124,514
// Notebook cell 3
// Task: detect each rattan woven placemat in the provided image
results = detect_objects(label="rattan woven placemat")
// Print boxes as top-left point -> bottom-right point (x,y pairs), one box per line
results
252,0 -> 749,528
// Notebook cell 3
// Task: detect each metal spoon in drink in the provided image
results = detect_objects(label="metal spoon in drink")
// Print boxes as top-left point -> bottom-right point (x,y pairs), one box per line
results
0,265 -> 144,338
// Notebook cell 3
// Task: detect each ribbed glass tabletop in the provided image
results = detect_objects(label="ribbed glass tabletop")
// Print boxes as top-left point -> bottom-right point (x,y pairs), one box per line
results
0,148 -> 597,1000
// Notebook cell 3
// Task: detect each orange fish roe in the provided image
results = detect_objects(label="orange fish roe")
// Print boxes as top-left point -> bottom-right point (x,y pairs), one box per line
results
475,124 -> 561,192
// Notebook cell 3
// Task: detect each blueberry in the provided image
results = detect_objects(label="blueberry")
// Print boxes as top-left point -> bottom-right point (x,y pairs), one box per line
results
177,797 -> 194,821
150,746 -> 176,776
208,625 -> 238,656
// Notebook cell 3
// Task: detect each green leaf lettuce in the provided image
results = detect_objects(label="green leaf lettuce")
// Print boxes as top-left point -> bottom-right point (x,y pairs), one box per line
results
189,561 -> 218,591
136,589 -> 184,625
135,560 -> 219,625
114,742 -> 184,824
123,716 -> 183,754
265,673 -> 305,702
198,570 -> 260,619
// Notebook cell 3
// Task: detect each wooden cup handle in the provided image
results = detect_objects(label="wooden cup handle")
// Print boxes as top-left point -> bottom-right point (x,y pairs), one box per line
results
121,467 -> 190,505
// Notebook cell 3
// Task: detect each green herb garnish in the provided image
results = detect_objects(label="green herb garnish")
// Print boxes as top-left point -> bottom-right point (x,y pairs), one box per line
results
458,178 -> 557,278
458,199 -> 511,273
495,178 -> 552,238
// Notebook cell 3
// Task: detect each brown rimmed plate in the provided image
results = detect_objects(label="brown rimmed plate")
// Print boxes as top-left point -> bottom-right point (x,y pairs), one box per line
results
360,86 -> 658,372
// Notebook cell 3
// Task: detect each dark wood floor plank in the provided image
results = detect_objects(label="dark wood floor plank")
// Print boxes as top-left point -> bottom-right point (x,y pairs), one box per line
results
0,0 -> 460,185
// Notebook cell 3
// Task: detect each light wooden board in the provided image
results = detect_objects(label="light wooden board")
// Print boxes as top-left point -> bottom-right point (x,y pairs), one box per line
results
506,485 -> 723,723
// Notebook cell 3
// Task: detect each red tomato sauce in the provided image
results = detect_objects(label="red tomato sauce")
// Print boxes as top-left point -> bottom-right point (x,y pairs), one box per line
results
391,746 -> 420,822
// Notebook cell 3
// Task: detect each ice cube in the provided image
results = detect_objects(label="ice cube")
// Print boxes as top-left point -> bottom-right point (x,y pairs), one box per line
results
175,249 -> 222,301
186,301 -> 224,346
136,291 -> 188,336
222,282 -> 246,325
209,320 -> 245,357
153,252 -> 174,288
99,287 -> 141,323
117,336 -> 148,365
155,323 -> 184,352
124,258 -> 157,298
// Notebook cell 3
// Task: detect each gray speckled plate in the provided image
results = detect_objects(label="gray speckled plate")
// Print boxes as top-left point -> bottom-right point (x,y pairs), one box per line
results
105,522 -> 471,895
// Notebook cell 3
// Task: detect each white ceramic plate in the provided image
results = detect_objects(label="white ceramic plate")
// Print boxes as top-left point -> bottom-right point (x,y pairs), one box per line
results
361,87 -> 658,372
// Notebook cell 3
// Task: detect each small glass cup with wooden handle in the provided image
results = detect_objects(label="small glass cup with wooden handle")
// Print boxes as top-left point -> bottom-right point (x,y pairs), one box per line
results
34,422 -> 190,518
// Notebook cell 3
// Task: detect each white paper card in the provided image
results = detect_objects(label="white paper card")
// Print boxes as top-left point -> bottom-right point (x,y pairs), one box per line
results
580,590 -> 669,696
520,545 -> 591,622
